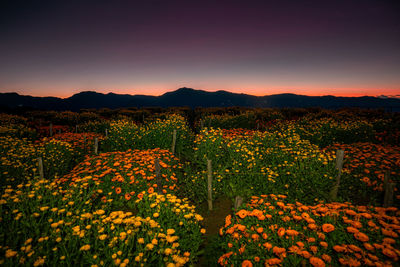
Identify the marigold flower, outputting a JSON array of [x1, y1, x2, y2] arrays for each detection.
[[265, 258, 282, 266], [354, 231, 369, 242], [322, 224, 334, 233], [241, 260, 253, 267], [236, 209, 248, 219], [115, 187, 122, 194], [309, 257, 325, 267]]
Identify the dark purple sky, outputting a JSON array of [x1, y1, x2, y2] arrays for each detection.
[[1, 0, 399, 97]]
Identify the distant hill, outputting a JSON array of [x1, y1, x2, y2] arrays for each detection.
[[1, 88, 399, 111]]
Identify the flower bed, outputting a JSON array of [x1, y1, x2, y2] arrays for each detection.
[[218, 194, 400, 266]]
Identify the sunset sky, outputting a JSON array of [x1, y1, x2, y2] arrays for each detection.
[[1, 0, 399, 98]]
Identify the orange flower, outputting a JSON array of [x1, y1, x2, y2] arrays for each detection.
[[319, 241, 328, 248], [272, 246, 286, 256], [251, 234, 260, 241], [137, 193, 143, 199], [333, 245, 346, 253], [307, 237, 316, 243], [148, 187, 154, 194], [265, 258, 282, 266], [354, 232, 369, 242], [225, 215, 232, 227], [363, 243, 374, 251], [236, 209, 248, 219], [382, 248, 397, 258], [256, 227, 264, 233], [124, 193, 131, 200], [322, 224, 335, 233], [308, 224, 317, 230], [115, 187, 122, 194], [382, 237, 396, 244], [310, 246, 318, 254], [299, 250, 311, 259], [241, 260, 253, 267], [286, 229, 299, 236], [309, 257, 325, 267], [277, 228, 285, 237], [347, 226, 359, 234], [263, 242, 272, 250], [321, 254, 331, 263]]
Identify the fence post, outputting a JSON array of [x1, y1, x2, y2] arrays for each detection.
[[49, 123, 53, 137], [37, 157, 44, 179], [155, 158, 163, 194], [105, 129, 108, 137], [200, 120, 204, 130], [234, 196, 243, 210], [384, 171, 394, 207], [75, 125, 78, 133], [207, 159, 213, 211], [330, 149, 344, 201], [94, 137, 98, 155], [171, 129, 177, 155]]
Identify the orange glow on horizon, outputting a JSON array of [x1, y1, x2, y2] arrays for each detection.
[[6, 85, 399, 99]]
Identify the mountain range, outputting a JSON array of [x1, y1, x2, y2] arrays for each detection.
[[1, 88, 399, 111]]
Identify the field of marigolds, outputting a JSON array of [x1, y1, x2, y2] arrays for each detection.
[[1, 107, 400, 266]]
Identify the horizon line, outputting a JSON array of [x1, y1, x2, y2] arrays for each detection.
[[1, 88, 399, 99]]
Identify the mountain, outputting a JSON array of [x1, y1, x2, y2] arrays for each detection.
[[1, 88, 400, 111]]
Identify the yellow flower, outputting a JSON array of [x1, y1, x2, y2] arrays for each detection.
[[146, 243, 154, 250], [56, 237, 62, 242], [167, 229, 175, 235], [164, 248, 172, 255], [153, 212, 159, 217], [80, 244, 90, 251], [201, 228, 206, 234], [5, 249, 17, 258], [33, 257, 45, 266], [138, 238, 145, 244], [99, 234, 107, 240]]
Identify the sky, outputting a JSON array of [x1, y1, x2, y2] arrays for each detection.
[[0, 0, 399, 98]]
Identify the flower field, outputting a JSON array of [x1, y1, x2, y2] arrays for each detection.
[[0, 109, 399, 266]]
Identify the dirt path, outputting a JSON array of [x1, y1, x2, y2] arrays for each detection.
[[196, 197, 233, 266]]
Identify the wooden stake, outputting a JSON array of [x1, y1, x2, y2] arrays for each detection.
[[155, 158, 162, 194], [384, 183, 395, 208], [105, 129, 108, 137], [330, 149, 344, 201], [207, 159, 213, 211], [49, 123, 53, 137], [94, 137, 98, 154], [234, 196, 243, 210], [75, 125, 78, 133], [171, 129, 177, 155], [37, 157, 44, 179], [200, 120, 204, 130]]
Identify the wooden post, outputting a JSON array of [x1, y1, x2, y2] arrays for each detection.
[[330, 149, 344, 201], [383, 171, 394, 207], [37, 157, 44, 179], [155, 158, 162, 194], [207, 159, 213, 211], [171, 129, 177, 155], [94, 137, 98, 154], [234, 196, 243, 210], [384, 183, 395, 208], [200, 120, 204, 130], [105, 129, 108, 137], [49, 123, 53, 137], [383, 170, 390, 192], [75, 125, 78, 133]]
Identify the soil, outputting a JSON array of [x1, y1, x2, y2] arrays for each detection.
[[196, 197, 233, 266]]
